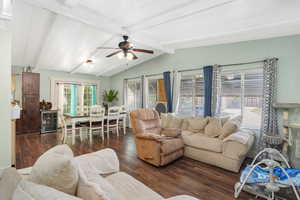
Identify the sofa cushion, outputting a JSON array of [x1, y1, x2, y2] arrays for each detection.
[[161, 138, 184, 155], [28, 145, 79, 195], [13, 180, 80, 200], [161, 114, 183, 129], [187, 117, 208, 133], [181, 117, 193, 130], [0, 168, 22, 200], [204, 118, 223, 138], [219, 116, 242, 139], [182, 133, 222, 153], [77, 164, 122, 200], [75, 148, 120, 175], [106, 172, 163, 200]]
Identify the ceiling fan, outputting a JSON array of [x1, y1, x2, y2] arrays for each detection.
[[97, 35, 154, 60]]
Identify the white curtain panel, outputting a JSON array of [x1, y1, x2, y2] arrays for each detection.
[[172, 71, 181, 113], [58, 84, 64, 113], [78, 85, 84, 112], [142, 75, 147, 108], [123, 79, 128, 106]]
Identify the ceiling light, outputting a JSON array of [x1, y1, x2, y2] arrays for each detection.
[[117, 52, 125, 59]]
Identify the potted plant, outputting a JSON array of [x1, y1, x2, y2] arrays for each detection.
[[103, 89, 118, 111]]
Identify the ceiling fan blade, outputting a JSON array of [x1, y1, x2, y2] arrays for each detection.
[[97, 47, 120, 50], [106, 50, 122, 58], [132, 48, 154, 54]]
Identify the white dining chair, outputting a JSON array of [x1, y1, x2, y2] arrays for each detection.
[[59, 113, 82, 144], [118, 105, 127, 135], [77, 105, 90, 115], [105, 106, 120, 138], [88, 105, 105, 142]]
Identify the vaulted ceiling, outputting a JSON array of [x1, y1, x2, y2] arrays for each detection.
[[12, 0, 300, 76]]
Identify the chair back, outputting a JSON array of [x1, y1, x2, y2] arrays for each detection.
[[90, 105, 105, 122], [59, 112, 67, 130], [107, 106, 120, 121], [130, 109, 161, 135], [119, 105, 127, 114], [77, 106, 90, 115]]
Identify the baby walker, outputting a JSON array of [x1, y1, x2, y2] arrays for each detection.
[[234, 148, 300, 200]]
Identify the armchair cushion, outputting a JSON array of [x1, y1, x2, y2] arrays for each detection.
[[161, 138, 184, 155], [161, 128, 181, 137]]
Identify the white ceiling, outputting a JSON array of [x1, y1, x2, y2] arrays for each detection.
[[12, 0, 300, 76]]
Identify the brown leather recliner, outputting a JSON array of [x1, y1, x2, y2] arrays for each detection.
[[130, 109, 184, 166]]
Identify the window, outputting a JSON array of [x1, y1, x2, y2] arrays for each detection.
[[178, 73, 204, 116], [126, 79, 142, 111], [63, 85, 71, 114], [216, 68, 263, 129], [147, 78, 158, 109], [84, 85, 97, 106]]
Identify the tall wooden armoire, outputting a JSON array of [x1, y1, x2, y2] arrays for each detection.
[[16, 72, 40, 135]]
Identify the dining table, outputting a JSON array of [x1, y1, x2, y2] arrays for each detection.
[[64, 112, 127, 144]]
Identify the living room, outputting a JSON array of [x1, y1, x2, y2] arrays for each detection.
[[1, 0, 300, 200]]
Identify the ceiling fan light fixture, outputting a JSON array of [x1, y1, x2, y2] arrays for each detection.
[[126, 52, 134, 60], [86, 59, 93, 64], [117, 51, 125, 59]]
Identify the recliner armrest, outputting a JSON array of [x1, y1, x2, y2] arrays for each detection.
[[136, 133, 164, 142], [161, 128, 181, 137], [222, 130, 255, 160]]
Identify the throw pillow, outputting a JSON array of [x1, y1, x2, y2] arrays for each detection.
[[204, 117, 223, 138], [187, 117, 209, 133], [181, 117, 193, 130], [167, 115, 183, 129], [219, 116, 242, 140], [0, 168, 22, 200], [28, 145, 79, 195], [13, 180, 80, 200]]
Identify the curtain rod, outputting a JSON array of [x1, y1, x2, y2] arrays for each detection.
[[124, 57, 278, 79], [178, 57, 278, 73], [124, 76, 142, 81], [218, 57, 278, 67]]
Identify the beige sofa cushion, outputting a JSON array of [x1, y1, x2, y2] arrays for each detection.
[[13, 180, 80, 200], [219, 116, 242, 140], [0, 168, 22, 200], [28, 145, 79, 195], [77, 165, 122, 200], [106, 172, 163, 200], [161, 114, 183, 129], [187, 117, 208, 133], [182, 133, 222, 153], [204, 118, 223, 137]]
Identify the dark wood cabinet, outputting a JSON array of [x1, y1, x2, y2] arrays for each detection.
[[16, 72, 40, 135]]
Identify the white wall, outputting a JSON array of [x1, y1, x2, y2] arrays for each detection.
[[0, 28, 12, 169]]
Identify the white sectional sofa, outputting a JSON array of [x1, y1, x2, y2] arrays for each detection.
[[0, 145, 199, 200], [161, 114, 255, 172]]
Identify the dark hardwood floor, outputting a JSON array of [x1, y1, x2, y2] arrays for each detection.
[[16, 130, 255, 200]]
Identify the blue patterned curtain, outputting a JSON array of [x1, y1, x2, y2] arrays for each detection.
[[70, 84, 77, 115], [259, 58, 278, 150], [203, 66, 213, 117], [91, 85, 97, 105], [163, 71, 173, 113]]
